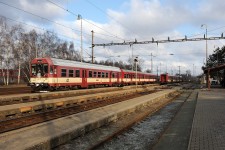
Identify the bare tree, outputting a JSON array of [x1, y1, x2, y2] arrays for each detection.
[[11, 25, 24, 84]]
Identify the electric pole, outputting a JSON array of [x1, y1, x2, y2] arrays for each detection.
[[178, 66, 181, 82], [91, 30, 94, 64]]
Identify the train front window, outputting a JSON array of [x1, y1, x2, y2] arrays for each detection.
[[31, 65, 36, 76], [32, 64, 48, 77]]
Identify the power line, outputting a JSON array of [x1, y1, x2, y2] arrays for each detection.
[[2, 16, 82, 44], [46, 0, 126, 41], [84, 0, 140, 39], [94, 34, 225, 47], [0, 1, 90, 36], [0, 1, 113, 44]]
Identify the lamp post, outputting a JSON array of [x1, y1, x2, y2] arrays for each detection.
[[150, 53, 156, 73], [134, 57, 138, 90], [178, 66, 181, 82], [77, 14, 83, 62], [201, 24, 208, 66]]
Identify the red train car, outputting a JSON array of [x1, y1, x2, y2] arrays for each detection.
[[160, 73, 179, 84], [29, 57, 122, 91], [121, 69, 157, 85]]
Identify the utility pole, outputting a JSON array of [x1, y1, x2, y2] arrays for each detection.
[[150, 53, 156, 73], [178, 66, 181, 82], [157, 66, 159, 81], [193, 64, 194, 76], [131, 44, 134, 71], [77, 14, 83, 62], [134, 57, 138, 90], [91, 30, 94, 64]]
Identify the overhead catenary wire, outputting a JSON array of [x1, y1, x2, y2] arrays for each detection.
[[46, 0, 126, 41], [0, 1, 114, 43], [84, 0, 140, 40]]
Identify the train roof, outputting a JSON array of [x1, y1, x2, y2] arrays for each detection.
[[50, 58, 121, 72]]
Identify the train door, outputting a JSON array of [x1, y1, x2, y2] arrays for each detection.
[[117, 72, 120, 84], [109, 71, 112, 85], [53, 66, 58, 85], [82, 69, 87, 88]]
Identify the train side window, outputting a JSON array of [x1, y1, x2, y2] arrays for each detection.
[[50, 66, 53, 74], [89, 71, 93, 78], [69, 70, 74, 77], [102, 72, 105, 78], [112, 73, 115, 78], [93, 71, 97, 78], [61, 69, 67, 77], [106, 72, 108, 78], [75, 70, 80, 77], [98, 72, 101, 78]]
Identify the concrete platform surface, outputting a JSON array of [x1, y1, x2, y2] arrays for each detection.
[[188, 89, 225, 150], [153, 90, 198, 150], [152, 88, 225, 150], [0, 89, 176, 150]]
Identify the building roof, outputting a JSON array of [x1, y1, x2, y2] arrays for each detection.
[[204, 63, 225, 73]]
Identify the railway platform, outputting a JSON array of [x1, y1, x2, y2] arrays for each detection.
[[0, 89, 177, 150], [153, 88, 225, 150]]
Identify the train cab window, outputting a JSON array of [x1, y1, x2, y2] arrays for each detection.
[[32, 63, 49, 77], [93, 71, 97, 78], [98, 72, 101, 78], [61, 69, 67, 77], [102, 72, 105, 78], [31, 64, 36, 76], [89, 71, 93, 78], [69, 70, 74, 77], [106, 72, 108, 78], [43, 64, 48, 74], [75, 70, 80, 77]]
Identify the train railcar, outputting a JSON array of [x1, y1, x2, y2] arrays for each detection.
[[121, 69, 158, 85], [29, 57, 121, 91], [160, 73, 179, 84]]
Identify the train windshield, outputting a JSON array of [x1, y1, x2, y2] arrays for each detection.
[[31, 64, 48, 77]]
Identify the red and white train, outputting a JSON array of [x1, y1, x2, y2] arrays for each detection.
[[29, 57, 160, 91], [29, 57, 178, 91]]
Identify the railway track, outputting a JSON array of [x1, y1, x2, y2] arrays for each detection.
[[0, 84, 161, 106], [83, 89, 198, 150], [0, 90, 159, 134], [0, 86, 31, 96]]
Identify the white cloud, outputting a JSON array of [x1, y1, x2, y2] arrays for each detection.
[[1, 0, 225, 75]]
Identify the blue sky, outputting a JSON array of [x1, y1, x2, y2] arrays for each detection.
[[1, 0, 225, 75]]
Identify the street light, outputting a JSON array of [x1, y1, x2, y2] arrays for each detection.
[[201, 24, 208, 66], [134, 57, 138, 90], [77, 14, 83, 62], [149, 53, 156, 73]]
